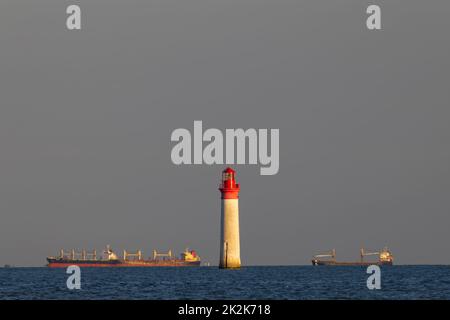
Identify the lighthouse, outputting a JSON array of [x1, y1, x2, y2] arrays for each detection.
[[219, 167, 241, 269]]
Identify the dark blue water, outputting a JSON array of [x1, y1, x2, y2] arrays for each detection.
[[1, 266, 449, 299]]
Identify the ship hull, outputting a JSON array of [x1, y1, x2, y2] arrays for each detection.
[[47, 258, 201, 268], [312, 260, 393, 266]]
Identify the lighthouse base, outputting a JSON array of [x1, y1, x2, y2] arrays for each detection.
[[219, 257, 241, 269]]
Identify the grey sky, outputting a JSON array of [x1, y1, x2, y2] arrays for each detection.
[[0, 1, 449, 266]]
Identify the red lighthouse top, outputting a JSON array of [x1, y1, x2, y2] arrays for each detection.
[[219, 167, 240, 199]]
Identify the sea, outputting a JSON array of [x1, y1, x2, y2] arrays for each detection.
[[0, 266, 449, 300]]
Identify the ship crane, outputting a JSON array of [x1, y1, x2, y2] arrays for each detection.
[[84, 250, 97, 260], [153, 249, 172, 260], [59, 249, 97, 260], [313, 249, 336, 261], [360, 248, 380, 263], [123, 250, 143, 261]]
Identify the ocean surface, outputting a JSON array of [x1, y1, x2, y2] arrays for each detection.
[[0, 266, 449, 300]]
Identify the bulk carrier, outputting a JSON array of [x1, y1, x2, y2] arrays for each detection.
[[47, 246, 201, 267], [312, 247, 394, 266]]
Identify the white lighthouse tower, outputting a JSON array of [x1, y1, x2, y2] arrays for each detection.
[[219, 167, 241, 269]]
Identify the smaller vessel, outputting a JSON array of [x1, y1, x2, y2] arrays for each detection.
[[312, 247, 394, 266]]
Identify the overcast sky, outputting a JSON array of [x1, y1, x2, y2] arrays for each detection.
[[0, 0, 449, 266]]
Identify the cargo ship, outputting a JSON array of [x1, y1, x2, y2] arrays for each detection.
[[47, 246, 201, 267], [312, 247, 394, 266]]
